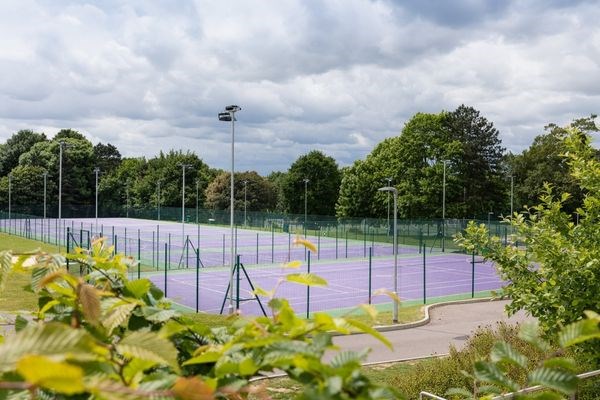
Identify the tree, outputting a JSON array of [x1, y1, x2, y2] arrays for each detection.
[[282, 150, 341, 217], [0, 165, 49, 214], [93, 142, 121, 175], [204, 171, 276, 213], [506, 115, 598, 215], [267, 171, 288, 213], [444, 105, 506, 218], [336, 109, 502, 219], [0, 130, 47, 176], [456, 126, 600, 360], [16, 131, 96, 210]]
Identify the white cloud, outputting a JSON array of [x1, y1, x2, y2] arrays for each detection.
[[0, 0, 598, 174]]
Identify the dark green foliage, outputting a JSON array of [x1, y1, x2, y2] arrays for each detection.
[[204, 170, 277, 212], [282, 150, 341, 216], [0, 129, 47, 176]]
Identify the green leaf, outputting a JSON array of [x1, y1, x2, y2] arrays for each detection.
[[102, 300, 138, 334], [0, 322, 100, 371], [518, 322, 551, 352], [543, 357, 577, 372], [158, 320, 188, 339], [0, 251, 11, 293], [473, 361, 519, 392], [16, 354, 85, 395], [239, 357, 259, 375], [124, 279, 152, 299], [137, 306, 178, 323], [14, 315, 29, 332], [528, 367, 578, 395], [285, 273, 327, 287], [345, 318, 392, 349], [329, 351, 362, 369], [183, 351, 222, 366], [490, 342, 528, 369], [558, 319, 600, 347], [116, 330, 180, 372]]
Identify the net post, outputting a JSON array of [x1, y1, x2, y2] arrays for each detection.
[[236, 255, 241, 311]]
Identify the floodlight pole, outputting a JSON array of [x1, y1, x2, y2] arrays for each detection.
[[510, 175, 514, 218], [126, 181, 130, 218], [157, 180, 161, 221], [8, 173, 12, 230], [94, 167, 100, 232], [303, 178, 309, 236], [243, 180, 248, 227], [219, 105, 241, 314], [58, 140, 68, 248], [179, 163, 191, 244], [196, 179, 199, 224], [385, 177, 392, 234], [442, 161, 446, 252], [42, 171, 47, 220], [378, 186, 398, 323]]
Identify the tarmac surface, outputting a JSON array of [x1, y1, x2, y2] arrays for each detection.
[[332, 299, 533, 363]]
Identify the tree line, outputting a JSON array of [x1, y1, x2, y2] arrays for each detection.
[[0, 106, 597, 220]]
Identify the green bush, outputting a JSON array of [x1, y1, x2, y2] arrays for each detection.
[[388, 322, 550, 399]]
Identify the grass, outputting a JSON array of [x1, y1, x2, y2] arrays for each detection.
[[0, 232, 59, 253]]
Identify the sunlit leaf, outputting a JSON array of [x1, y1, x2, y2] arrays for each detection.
[[372, 288, 401, 304], [286, 273, 327, 287], [292, 237, 317, 253], [116, 330, 179, 372], [529, 367, 578, 394], [358, 304, 379, 321], [17, 355, 84, 394], [283, 260, 302, 269]]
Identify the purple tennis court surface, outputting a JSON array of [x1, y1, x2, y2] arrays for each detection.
[[145, 252, 504, 316], [2, 217, 504, 315]]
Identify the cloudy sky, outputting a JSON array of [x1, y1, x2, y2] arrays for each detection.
[[1, 0, 599, 174]]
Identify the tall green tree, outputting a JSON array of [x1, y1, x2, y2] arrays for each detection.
[[336, 107, 506, 219], [0, 165, 49, 214], [93, 142, 121, 175], [0, 130, 47, 176], [506, 115, 598, 215], [282, 150, 341, 217]]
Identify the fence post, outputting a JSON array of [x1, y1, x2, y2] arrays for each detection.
[[368, 247, 372, 304], [66, 227, 70, 272], [222, 234, 226, 265], [195, 248, 200, 313], [157, 225, 160, 271], [471, 251, 476, 298], [256, 233, 259, 264], [114, 234, 118, 255], [168, 233, 171, 270], [164, 243, 168, 297], [335, 225, 338, 259], [423, 241, 426, 304], [271, 226, 274, 263], [317, 228, 321, 260], [363, 227, 367, 257], [137, 229, 141, 280], [345, 230, 348, 258], [306, 251, 311, 319], [152, 231, 155, 269]]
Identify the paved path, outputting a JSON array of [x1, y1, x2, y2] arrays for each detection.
[[332, 300, 532, 363]]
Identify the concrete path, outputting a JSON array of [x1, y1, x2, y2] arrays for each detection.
[[333, 300, 532, 363]]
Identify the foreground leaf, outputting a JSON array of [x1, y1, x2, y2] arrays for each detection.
[[17, 354, 85, 394]]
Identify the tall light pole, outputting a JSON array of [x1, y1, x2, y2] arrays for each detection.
[[156, 180, 162, 221], [243, 180, 248, 227], [94, 167, 100, 231], [510, 175, 514, 218], [219, 104, 241, 314], [8, 173, 12, 232], [442, 161, 446, 252], [378, 186, 398, 323], [126, 181, 130, 218], [303, 178, 309, 236], [179, 163, 191, 243], [42, 171, 47, 220], [58, 140, 69, 247], [196, 179, 200, 225], [385, 177, 392, 234]]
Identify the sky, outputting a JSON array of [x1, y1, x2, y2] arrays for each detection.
[[0, 0, 599, 175]]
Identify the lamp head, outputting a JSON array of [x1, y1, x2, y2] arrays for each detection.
[[218, 112, 232, 121], [225, 105, 241, 112], [378, 186, 397, 193]]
